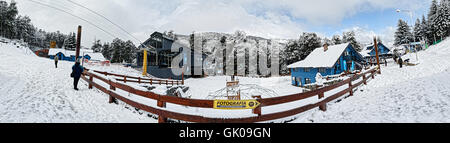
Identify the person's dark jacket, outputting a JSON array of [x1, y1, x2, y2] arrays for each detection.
[[72, 63, 84, 78]]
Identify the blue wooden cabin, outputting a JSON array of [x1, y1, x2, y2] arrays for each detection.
[[287, 43, 364, 87], [49, 49, 94, 62], [366, 42, 391, 57]]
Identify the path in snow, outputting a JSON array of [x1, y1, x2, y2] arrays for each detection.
[[0, 43, 156, 123]]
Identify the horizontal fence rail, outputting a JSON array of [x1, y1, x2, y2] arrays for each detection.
[[87, 69, 184, 85], [81, 67, 380, 123]]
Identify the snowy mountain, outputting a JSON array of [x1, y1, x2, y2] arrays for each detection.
[[174, 31, 287, 76]]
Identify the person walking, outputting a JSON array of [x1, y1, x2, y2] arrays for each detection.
[[71, 60, 84, 91], [54, 56, 59, 68], [398, 57, 403, 68]]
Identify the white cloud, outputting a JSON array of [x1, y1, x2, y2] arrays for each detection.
[[340, 26, 396, 46]]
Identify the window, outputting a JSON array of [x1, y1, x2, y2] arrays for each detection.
[[305, 78, 312, 84], [304, 68, 311, 72], [319, 68, 326, 73]]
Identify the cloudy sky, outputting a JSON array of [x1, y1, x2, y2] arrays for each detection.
[[14, 0, 431, 47]]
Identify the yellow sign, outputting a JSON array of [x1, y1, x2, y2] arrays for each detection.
[[214, 100, 261, 110], [50, 41, 56, 49]]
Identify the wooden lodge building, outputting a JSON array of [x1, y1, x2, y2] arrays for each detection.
[[287, 43, 365, 87], [136, 32, 207, 80]]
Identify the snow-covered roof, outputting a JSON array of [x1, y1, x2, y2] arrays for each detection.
[[48, 49, 66, 55], [360, 49, 371, 58], [287, 43, 350, 69], [87, 53, 106, 61], [48, 48, 106, 61]]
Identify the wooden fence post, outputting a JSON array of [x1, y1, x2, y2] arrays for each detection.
[[371, 70, 375, 79], [138, 77, 141, 84], [252, 96, 262, 116], [318, 92, 327, 111], [150, 79, 153, 85], [109, 80, 117, 104], [157, 98, 167, 123], [363, 74, 367, 85], [349, 80, 353, 96], [124, 76, 127, 83], [89, 75, 93, 89]]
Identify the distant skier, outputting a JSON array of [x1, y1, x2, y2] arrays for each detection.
[[54, 56, 59, 68], [71, 59, 84, 91]]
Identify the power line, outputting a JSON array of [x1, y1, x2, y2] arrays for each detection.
[[64, 0, 143, 45], [24, 0, 155, 50], [25, 0, 118, 39], [48, 0, 129, 39]]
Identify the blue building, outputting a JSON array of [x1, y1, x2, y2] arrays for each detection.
[[362, 42, 391, 58], [287, 43, 364, 87], [48, 49, 106, 62]]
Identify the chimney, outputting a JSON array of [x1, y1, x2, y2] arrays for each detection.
[[323, 44, 329, 52]]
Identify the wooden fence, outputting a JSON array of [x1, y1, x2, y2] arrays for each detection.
[[81, 67, 380, 123], [89, 70, 184, 85]]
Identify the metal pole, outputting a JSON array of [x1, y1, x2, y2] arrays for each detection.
[[409, 11, 419, 62]]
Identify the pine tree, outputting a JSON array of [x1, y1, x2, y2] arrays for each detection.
[[122, 40, 136, 63], [323, 37, 333, 46], [427, 0, 439, 43], [342, 31, 361, 52], [63, 32, 77, 51], [421, 15, 429, 42], [111, 38, 125, 63], [434, 0, 450, 39], [440, 0, 450, 37], [414, 18, 422, 42], [91, 39, 102, 53], [101, 43, 112, 60], [395, 19, 413, 46], [331, 35, 342, 45]]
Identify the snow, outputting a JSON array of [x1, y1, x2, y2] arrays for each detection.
[[287, 43, 350, 68], [0, 42, 156, 123]]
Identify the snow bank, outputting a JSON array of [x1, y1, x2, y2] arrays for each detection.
[[0, 42, 157, 123]]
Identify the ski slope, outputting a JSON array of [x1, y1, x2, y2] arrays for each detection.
[[0, 42, 157, 123], [293, 38, 450, 123]]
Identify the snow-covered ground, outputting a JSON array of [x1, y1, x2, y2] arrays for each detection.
[[0, 42, 157, 123], [1, 37, 450, 123], [293, 38, 450, 123]]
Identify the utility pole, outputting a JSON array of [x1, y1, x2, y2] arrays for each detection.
[[75, 25, 82, 62]]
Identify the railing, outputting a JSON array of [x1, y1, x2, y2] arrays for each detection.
[[81, 67, 380, 123], [89, 70, 184, 85]]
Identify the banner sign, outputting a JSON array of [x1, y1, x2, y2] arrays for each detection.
[[214, 100, 261, 110]]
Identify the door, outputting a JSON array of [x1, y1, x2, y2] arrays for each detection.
[[296, 77, 302, 87]]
